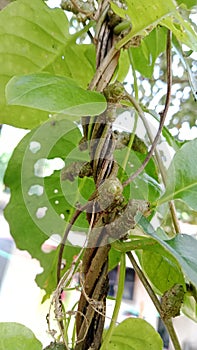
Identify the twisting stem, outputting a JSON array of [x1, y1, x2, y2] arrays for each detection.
[[122, 92, 167, 186], [100, 253, 126, 350], [161, 30, 172, 119], [89, 45, 118, 90], [57, 203, 89, 283], [127, 252, 182, 350], [158, 31, 181, 234], [128, 48, 139, 100], [122, 31, 172, 188], [141, 31, 180, 233]]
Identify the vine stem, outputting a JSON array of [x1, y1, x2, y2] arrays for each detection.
[[89, 44, 118, 90], [122, 31, 172, 187], [100, 253, 126, 350], [162, 30, 172, 120], [132, 104, 180, 233], [119, 49, 139, 180], [122, 92, 167, 187], [127, 251, 182, 350], [122, 31, 180, 233], [57, 202, 90, 283]]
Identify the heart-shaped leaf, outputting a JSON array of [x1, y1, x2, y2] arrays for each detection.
[[0, 0, 96, 128], [112, 0, 197, 51], [141, 244, 185, 294], [4, 117, 83, 296], [182, 294, 197, 322], [130, 26, 167, 78], [158, 139, 197, 210], [108, 318, 163, 350], [137, 214, 197, 287], [111, 0, 176, 41], [162, 15, 197, 51], [6, 73, 106, 116], [0, 323, 42, 350], [111, 235, 185, 294]]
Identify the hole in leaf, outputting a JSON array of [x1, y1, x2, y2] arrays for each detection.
[[28, 185, 44, 196], [61, 259, 66, 269], [55, 200, 59, 205], [34, 158, 65, 177], [36, 207, 48, 219], [54, 189, 58, 193], [41, 233, 61, 253], [29, 141, 41, 154], [68, 231, 86, 247], [60, 213, 65, 219]]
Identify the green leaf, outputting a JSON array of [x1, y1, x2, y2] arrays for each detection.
[[144, 108, 183, 151], [182, 294, 197, 322], [115, 149, 161, 203], [112, 0, 197, 51], [158, 139, 197, 210], [111, 235, 185, 294], [6, 73, 106, 116], [108, 247, 121, 271], [112, 0, 177, 49], [108, 318, 163, 350], [161, 15, 197, 51], [0, 0, 96, 128], [112, 50, 130, 82], [4, 117, 82, 295], [0, 322, 42, 350], [130, 27, 167, 78], [137, 215, 197, 287], [111, 0, 176, 36], [45, 141, 94, 232], [176, 0, 197, 8], [167, 234, 197, 285], [141, 244, 185, 294], [172, 35, 197, 98]]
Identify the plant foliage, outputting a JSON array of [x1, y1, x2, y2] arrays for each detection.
[[1, 0, 197, 349]]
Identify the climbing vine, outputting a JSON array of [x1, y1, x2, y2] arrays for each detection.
[[0, 0, 197, 349]]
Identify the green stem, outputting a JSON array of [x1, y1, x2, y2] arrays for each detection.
[[165, 319, 182, 350], [127, 252, 182, 350], [128, 49, 138, 100], [123, 95, 181, 233], [70, 20, 94, 42], [113, 20, 131, 35], [111, 237, 156, 253], [119, 113, 138, 181], [100, 253, 126, 350]]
